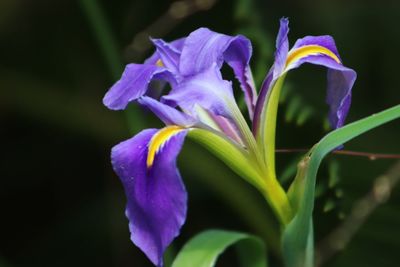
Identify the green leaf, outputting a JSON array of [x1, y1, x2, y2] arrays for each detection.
[[172, 229, 267, 267], [282, 105, 400, 267]]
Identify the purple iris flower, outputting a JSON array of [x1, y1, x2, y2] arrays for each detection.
[[103, 18, 356, 267]]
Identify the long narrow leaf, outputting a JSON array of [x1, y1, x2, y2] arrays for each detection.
[[282, 105, 400, 267], [172, 229, 267, 267]]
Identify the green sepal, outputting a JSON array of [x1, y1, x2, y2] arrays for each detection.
[[171, 229, 268, 267], [256, 74, 287, 178]]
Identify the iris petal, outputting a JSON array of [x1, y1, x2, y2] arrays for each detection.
[[253, 18, 289, 134], [151, 38, 181, 74], [111, 129, 188, 267], [285, 36, 356, 128], [273, 17, 290, 78], [254, 18, 356, 133], [145, 37, 186, 65], [138, 96, 196, 127], [179, 28, 257, 118], [162, 64, 236, 119], [103, 64, 175, 110]]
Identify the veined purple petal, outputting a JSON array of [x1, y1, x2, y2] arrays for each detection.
[[138, 96, 196, 127], [273, 17, 289, 78], [111, 129, 188, 267], [103, 64, 176, 110], [252, 69, 273, 134], [253, 18, 289, 133], [162, 64, 236, 119], [145, 37, 186, 65], [254, 19, 356, 131], [285, 36, 356, 128], [209, 113, 244, 146], [143, 38, 186, 100], [291, 35, 340, 59], [180, 28, 257, 118], [151, 38, 181, 74]]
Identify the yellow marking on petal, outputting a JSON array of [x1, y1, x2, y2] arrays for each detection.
[[147, 126, 184, 168], [156, 59, 164, 67], [285, 45, 341, 69]]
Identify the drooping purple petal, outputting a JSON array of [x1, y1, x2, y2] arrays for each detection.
[[180, 28, 257, 118], [138, 96, 196, 127], [254, 19, 356, 131], [285, 36, 356, 128], [111, 129, 188, 267], [103, 64, 176, 110], [291, 35, 340, 59], [162, 64, 236, 119]]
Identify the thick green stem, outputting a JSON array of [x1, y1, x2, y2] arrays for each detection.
[[255, 74, 294, 225], [262, 176, 294, 225], [227, 77, 296, 224]]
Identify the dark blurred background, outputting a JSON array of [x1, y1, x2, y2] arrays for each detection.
[[1, 0, 399, 266]]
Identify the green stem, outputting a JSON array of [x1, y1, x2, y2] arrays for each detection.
[[256, 74, 294, 225], [229, 97, 293, 225], [262, 176, 294, 225]]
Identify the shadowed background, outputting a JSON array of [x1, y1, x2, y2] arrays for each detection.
[[0, 0, 399, 266]]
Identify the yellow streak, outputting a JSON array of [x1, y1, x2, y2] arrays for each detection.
[[285, 45, 341, 68], [147, 126, 184, 168], [156, 59, 164, 67]]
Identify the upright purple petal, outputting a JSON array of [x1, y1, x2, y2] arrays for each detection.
[[162, 64, 236, 119], [111, 129, 188, 267], [103, 64, 175, 110], [253, 18, 289, 133], [151, 38, 181, 74], [143, 38, 186, 100], [145, 37, 186, 65], [252, 69, 273, 134], [180, 28, 257, 117], [138, 96, 196, 127], [273, 17, 290, 78]]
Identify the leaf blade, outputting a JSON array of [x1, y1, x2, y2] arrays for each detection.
[[282, 105, 400, 267], [172, 229, 267, 267]]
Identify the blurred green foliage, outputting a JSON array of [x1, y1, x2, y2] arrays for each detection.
[[0, 0, 399, 267]]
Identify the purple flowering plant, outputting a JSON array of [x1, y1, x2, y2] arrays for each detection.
[[103, 18, 400, 267]]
